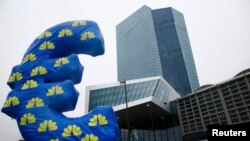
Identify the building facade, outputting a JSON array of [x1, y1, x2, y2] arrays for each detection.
[[116, 5, 199, 96], [86, 76, 182, 141], [175, 69, 250, 141]]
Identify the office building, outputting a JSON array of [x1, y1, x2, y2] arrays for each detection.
[[175, 69, 250, 141], [116, 5, 199, 96], [86, 76, 182, 141]]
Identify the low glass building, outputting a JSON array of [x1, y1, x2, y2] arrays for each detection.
[[86, 76, 182, 141]]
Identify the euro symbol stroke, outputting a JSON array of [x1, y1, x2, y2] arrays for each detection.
[[1, 20, 120, 141]]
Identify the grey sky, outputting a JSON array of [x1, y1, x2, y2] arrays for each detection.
[[0, 0, 250, 140]]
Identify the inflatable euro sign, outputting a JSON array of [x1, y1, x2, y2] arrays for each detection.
[[1, 20, 120, 141]]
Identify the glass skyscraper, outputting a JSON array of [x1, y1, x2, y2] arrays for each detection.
[[117, 5, 200, 96]]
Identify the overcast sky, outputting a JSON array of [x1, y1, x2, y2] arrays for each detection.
[[0, 0, 250, 140]]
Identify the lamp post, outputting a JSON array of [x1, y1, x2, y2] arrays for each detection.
[[120, 79, 130, 141]]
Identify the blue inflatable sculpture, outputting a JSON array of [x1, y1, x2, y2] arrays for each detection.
[[1, 20, 120, 141]]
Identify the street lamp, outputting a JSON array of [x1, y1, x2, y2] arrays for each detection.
[[120, 79, 130, 141]]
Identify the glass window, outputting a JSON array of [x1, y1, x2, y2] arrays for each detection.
[[231, 118, 239, 123], [213, 95, 219, 100], [198, 95, 204, 100], [202, 112, 208, 116], [223, 92, 230, 96], [241, 116, 249, 121], [240, 86, 248, 91], [184, 129, 189, 133], [205, 94, 211, 99], [199, 100, 205, 104], [238, 107, 246, 112], [215, 100, 221, 105], [245, 100, 250, 104], [229, 110, 236, 114], [221, 84, 228, 89], [212, 119, 218, 123], [232, 89, 239, 94], [236, 102, 244, 107], [185, 100, 190, 105], [229, 81, 237, 87], [194, 110, 199, 114], [200, 104, 206, 109], [186, 104, 191, 108], [210, 110, 216, 114], [201, 108, 207, 112], [136, 86, 144, 101], [226, 101, 233, 105], [221, 88, 228, 93], [211, 115, 217, 119], [217, 108, 223, 112], [234, 98, 242, 103], [180, 102, 184, 106], [204, 121, 210, 125], [244, 95, 250, 100], [189, 116, 194, 120], [207, 102, 213, 107], [190, 128, 196, 132], [216, 103, 222, 108], [239, 82, 246, 87], [227, 105, 234, 109], [117, 91, 125, 105], [206, 98, 212, 102], [230, 114, 238, 119], [230, 85, 237, 90], [225, 97, 232, 101], [220, 117, 226, 121], [198, 126, 203, 130], [238, 78, 245, 84], [182, 117, 187, 121], [209, 106, 215, 110], [239, 112, 248, 117]]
